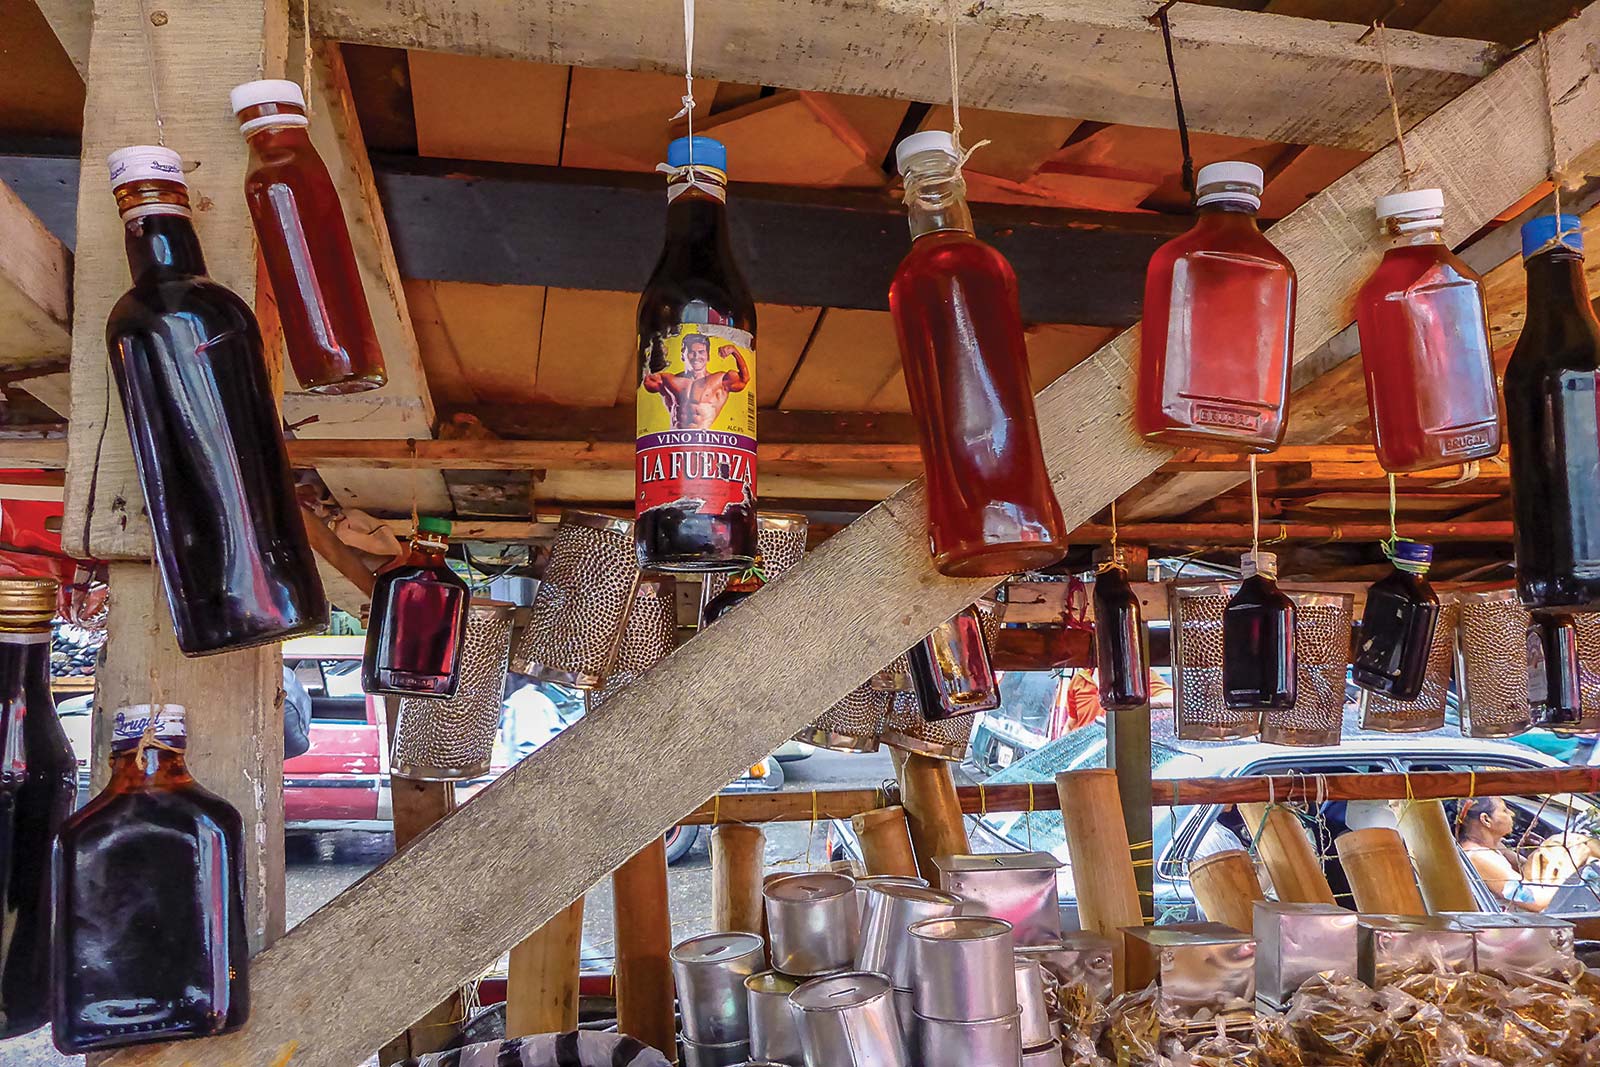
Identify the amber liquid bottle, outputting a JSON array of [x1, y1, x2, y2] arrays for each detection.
[[1137, 162, 1296, 452], [233, 80, 386, 393], [104, 145, 328, 655], [52, 705, 249, 1053], [889, 131, 1067, 578], [362, 517, 471, 697], [1093, 550, 1150, 709], [1505, 215, 1600, 611], [1222, 551, 1297, 709], [0, 578, 75, 1039], [635, 136, 758, 573], [1352, 540, 1440, 702]]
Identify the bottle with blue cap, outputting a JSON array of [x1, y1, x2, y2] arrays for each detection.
[[1352, 538, 1441, 702], [635, 135, 759, 572], [1504, 213, 1600, 610]]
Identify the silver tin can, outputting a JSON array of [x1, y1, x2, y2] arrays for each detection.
[[790, 971, 909, 1067], [1441, 911, 1576, 978], [1356, 915, 1477, 987], [671, 931, 766, 1043], [683, 1037, 752, 1067], [854, 875, 930, 923], [765, 872, 859, 977], [745, 971, 803, 1067], [908, 915, 1018, 1022], [1013, 958, 1057, 1051], [893, 987, 915, 1043], [1253, 901, 1359, 1010], [912, 1011, 1023, 1067], [1123, 922, 1257, 1024], [1016, 932, 1116, 1006], [859, 883, 964, 987], [934, 852, 1062, 947], [1020, 1039, 1063, 1067]]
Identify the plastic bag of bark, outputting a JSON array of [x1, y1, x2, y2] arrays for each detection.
[[392, 1032, 671, 1067], [1282, 972, 1391, 1065]]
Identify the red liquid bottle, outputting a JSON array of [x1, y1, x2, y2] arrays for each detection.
[[232, 80, 386, 394], [1137, 162, 1296, 452], [1093, 548, 1150, 710], [52, 705, 249, 1053], [105, 146, 328, 656], [362, 517, 471, 697], [889, 131, 1067, 578], [1354, 189, 1500, 473], [1222, 551, 1297, 709], [0, 578, 76, 1039]]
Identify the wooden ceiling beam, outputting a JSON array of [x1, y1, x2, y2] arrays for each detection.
[[309, 0, 1501, 151], [0, 180, 71, 376]]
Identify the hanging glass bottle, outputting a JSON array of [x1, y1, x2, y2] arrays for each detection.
[[906, 606, 1001, 722], [1222, 550, 1296, 709], [889, 131, 1067, 577], [232, 80, 387, 393], [1352, 540, 1441, 702], [1093, 547, 1149, 709], [1527, 611, 1583, 730], [105, 145, 328, 656], [362, 517, 471, 697]]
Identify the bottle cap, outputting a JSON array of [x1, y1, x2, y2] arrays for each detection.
[[110, 704, 187, 752], [666, 135, 727, 174], [1240, 550, 1278, 580], [1374, 188, 1444, 222], [107, 145, 186, 188], [1391, 539, 1434, 565], [1522, 214, 1584, 258], [0, 576, 57, 629], [1195, 161, 1263, 210], [895, 130, 959, 174], [417, 516, 452, 537], [229, 78, 306, 114]]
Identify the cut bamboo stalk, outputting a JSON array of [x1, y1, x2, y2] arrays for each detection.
[[506, 898, 585, 1037], [1240, 803, 1337, 906], [1396, 800, 1478, 914], [613, 839, 677, 1059], [1188, 848, 1264, 933], [712, 824, 767, 936], [852, 805, 920, 876], [1056, 769, 1142, 991], [1335, 827, 1426, 915], [897, 753, 971, 879]]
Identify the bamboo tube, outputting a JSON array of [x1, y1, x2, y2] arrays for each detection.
[[852, 805, 920, 876], [613, 839, 677, 1059], [1396, 800, 1478, 914], [897, 753, 971, 879], [1056, 769, 1142, 991], [506, 897, 585, 1037], [712, 824, 766, 936], [1239, 803, 1337, 906], [1335, 827, 1426, 915], [1188, 848, 1264, 933]]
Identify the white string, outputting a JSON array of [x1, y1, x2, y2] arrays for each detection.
[[1249, 454, 1260, 556], [943, 0, 990, 166], [672, 0, 697, 167], [1540, 31, 1565, 222], [135, 0, 166, 145]]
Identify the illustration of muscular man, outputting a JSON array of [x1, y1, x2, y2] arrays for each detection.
[[643, 334, 750, 429]]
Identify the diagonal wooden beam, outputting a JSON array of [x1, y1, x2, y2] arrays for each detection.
[[308, 0, 1502, 151], [31, 0, 90, 78], [103, 11, 1600, 1067], [0, 180, 71, 374]]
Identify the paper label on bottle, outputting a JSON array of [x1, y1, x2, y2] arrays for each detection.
[[635, 324, 756, 517], [111, 704, 187, 751]]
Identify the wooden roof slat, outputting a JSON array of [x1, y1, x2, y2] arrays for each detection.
[[535, 288, 638, 408], [562, 66, 717, 172], [778, 308, 902, 411], [0, 180, 71, 375], [409, 51, 568, 166]]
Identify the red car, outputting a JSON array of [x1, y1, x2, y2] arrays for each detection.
[[284, 637, 395, 832]]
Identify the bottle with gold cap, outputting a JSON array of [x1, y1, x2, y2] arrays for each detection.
[[0, 577, 75, 1038]]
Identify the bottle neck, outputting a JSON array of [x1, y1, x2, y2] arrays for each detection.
[[903, 157, 974, 240], [1524, 250, 1596, 328], [1196, 201, 1261, 227], [105, 743, 194, 792], [123, 210, 207, 281], [1383, 225, 1445, 250], [0, 628, 52, 707]]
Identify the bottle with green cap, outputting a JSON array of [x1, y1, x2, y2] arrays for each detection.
[[361, 516, 470, 696]]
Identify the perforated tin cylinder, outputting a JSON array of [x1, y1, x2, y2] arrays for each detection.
[[588, 576, 677, 710], [702, 512, 809, 606], [879, 692, 974, 762], [392, 599, 515, 781], [1261, 590, 1353, 747], [795, 681, 890, 753], [1169, 581, 1261, 742], [1360, 596, 1458, 733], [871, 650, 914, 692], [510, 510, 638, 689], [1455, 588, 1533, 738]]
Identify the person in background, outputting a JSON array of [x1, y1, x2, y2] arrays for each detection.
[[1456, 796, 1569, 912]]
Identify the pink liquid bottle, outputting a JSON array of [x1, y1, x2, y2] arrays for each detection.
[[1137, 162, 1297, 453], [1354, 189, 1500, 472]]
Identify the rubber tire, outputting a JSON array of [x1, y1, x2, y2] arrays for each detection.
[[664, 823, 701, 865]]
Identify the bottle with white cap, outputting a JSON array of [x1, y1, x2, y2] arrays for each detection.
[[231, 79, 386, 394], [1136, 160, 1297, 453], [1221, 549, 1297, 710], [104, 143, 328, 655], [888, 130, 1067, 577], [1353, 188, 1498, 474]]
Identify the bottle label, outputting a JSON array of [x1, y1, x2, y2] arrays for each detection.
[[636, 323, 756, 518], [111, 704, 186, 751]]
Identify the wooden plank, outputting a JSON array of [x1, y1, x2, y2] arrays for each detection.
[[409, 51, 568, 165], [13, 369, 72, 419], [0, 179, 71, 373], [919, 107, 1080, 185], [536, 288, 638, 407], [562, 66, 714, 172], [779, 308, 901, 411], [689, 91, 890, 188], [100, 16, 1600, 1067], [309, 0, 1502, 151], [457, 404, 921, 445], [417, 280, 547, 405], [32, 0, 90, 77]]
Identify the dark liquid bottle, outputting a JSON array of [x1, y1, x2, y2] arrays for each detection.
[[1093, 552, 1149, 709], [1352, 540, 1441, 702], [1527, 611, 1584, 730], [52, 705, 249, 1053], [233, 81, 386, 394], [1222, 551, 1297, 709], [1505, 215, 1600, 611], [362, 517, 470, 697], [635, 136, 758, 573], [890, 132, 1067, 577], [906, 606, 1001, 722], [104, 145, 328, 655], [701, 560, 765, 626], [0, 578, 76, 1039]]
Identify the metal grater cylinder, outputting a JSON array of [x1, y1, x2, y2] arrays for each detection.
[[1360, 597, 1459, 733], [587, 577, 678, 710], [1454, 588, 1532, 738], [796, 682, 890, 753], [1261, 591, 1353, 747], [510, 510, 639, 690], [393, 599, 516, 781], [880, 691, 973, 761], [1169, 581, 1261, 742]]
